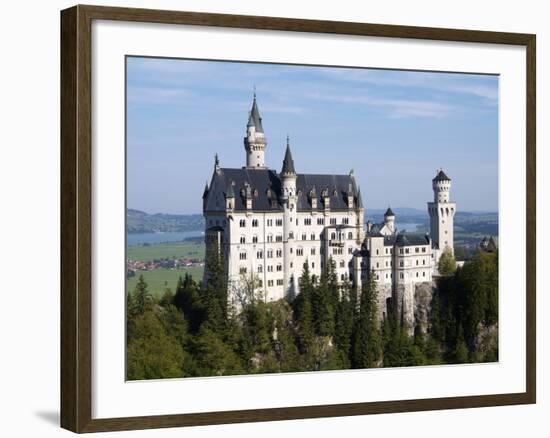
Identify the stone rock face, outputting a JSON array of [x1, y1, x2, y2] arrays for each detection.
[[414, 281, 436, 334], [376, 283, 392, 321]]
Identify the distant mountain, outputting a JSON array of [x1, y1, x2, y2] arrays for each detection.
[[127, 209, 204, 233]]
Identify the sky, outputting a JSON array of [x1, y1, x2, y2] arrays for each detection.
[[126, 57, 498, 215]]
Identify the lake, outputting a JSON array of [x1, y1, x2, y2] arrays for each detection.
[[127, 230, 204, 246]]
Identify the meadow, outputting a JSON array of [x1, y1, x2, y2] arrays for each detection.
[[127, 240, 205, 297], [127, 267, 204, 297], [127, 241, 204, 262]]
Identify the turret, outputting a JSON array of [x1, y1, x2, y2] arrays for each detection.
[[281, 136, 297, 298], [202, 181, 209, 211], [432, 169, 451, 203], [428, 169, 456, 259], [384, 207, 395, 233], [244, 93, 267, 168], [280, 136, 297, 200]]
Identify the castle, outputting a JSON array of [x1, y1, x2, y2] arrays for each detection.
[[202, 94, 455, 324]]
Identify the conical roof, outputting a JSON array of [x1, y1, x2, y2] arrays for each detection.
[[247, 94, 264, 133], [356, 188, 364, 209], [384, 207, 395, 217], [433, 169, 451, 182], [281, 140, 296, 175]]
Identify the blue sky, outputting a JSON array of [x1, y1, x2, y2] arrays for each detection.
[[127, 57, 498, 215]]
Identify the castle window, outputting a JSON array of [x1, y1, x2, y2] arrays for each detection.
[[276, 249, 282, 258], [276, 235, 283, 242], [302, 233, 307, 241], [405, 248, 410, 254], [348, 247, 353, 254], [390, 248, 393, 254], [330, 218, 337, 225], [341, 274, 346, 281], [348, 232, 353, 239], [317, 218, 325, 225], [267, 250, 273, 258], [304, 218, 311, 226], [239, 251, 247, 260], [311, 248, 316, 255], [311, 262, 315, 269], [343, 218, 349, 225], [276, 219, 283, 226], [240, 236, 246, 244], [415, 247, 419, 253], [340, 261, 345, 268], [257, 250, 263, 259], [376, 262, 379, 268], [277, 279, 283, 286], [422, 247, 426, 253], [267, 219, 273, 226], [258, 265, 263, 273], [331, 232, 336, 240], [268, 265, 273, 272], [267, 234, 273, 243], [239, 219, 246, 227], [423, 259, 426, 265], [252, 219, 258, 227], [416, 260, 419, 266], [423, 272, 426, 277], [400, 273, 404, 279], [258, 279, 262, 287], [376, 249, 379, 255], [252, 236, 258, 243], [268, 280, 274, 287], [290, 262, 293, 268], [297, 248, 304, 256], [400, 261, 404, 267], [399, 249, 404, 254], [416, 272, 419, 277], [277, 264, 282, 272], [239, 267, 247, 274]]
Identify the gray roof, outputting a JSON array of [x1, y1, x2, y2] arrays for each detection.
[[384, 207, 395, 217], [204, 167, 362, 213], [281, 143, 296, 175], [395, 233, 431, 247], [433, 169, 451, 182], [247, 95, 264, 133]]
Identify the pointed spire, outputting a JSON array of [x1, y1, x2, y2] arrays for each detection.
[[384, 206, 395, 217], [281, 136, 296, 175], [247, 92, 264, 133], [214, 153, 219, 169], [202, 181, 209, 199], [356, 187, 364, 209]]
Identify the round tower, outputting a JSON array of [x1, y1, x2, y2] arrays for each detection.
[[384, 207, 396, 234], [428, 169, 456, 259], [244, 93, 267, 168], [281, 136, 297, 298]]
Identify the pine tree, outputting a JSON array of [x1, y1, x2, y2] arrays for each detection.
[[352, 275, 381, 368], [454, 324, 469, 363], [334, 280, 355, 367], [133, 274, 152, 314], [294, 262, 315, 357], [312, 262, 335, 337], [174, 274, 204, 333], [203, 245, 227, 334], [438, 248, 457, 276]]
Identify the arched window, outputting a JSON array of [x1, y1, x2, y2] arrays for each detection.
[[348, 232, 353, 239], [239, 251, 247, 260], [239, 219, 246, 227], [257, 265, 263, 273], [240, 236, 246, 244], [331, 232, 336, 240]]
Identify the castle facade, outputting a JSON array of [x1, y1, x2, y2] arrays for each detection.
[[202, 95, 455, 322]]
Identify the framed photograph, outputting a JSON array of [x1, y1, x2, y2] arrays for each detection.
[[60, 5, 536, 433]]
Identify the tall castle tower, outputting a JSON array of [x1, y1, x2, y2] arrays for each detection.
[[281, 137, 297, 298], [244, 93, 267, 168], [428, 169, 456, 260]]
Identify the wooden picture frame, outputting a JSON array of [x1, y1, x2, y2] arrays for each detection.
[[60, 4, 536, 433]]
